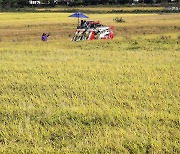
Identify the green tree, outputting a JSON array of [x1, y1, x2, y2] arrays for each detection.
[[1, 0, 17, 8]]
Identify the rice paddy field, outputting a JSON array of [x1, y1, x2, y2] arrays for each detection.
[[0, 9, 180, 153]]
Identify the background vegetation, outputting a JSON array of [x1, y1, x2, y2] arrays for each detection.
[[0, 10, 180, 153], [0, 0, 179, 9]]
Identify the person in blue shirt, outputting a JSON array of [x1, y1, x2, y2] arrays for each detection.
[[41, 33, 49, 41]]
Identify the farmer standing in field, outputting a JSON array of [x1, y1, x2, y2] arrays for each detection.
[[41, 33, 50, 41]]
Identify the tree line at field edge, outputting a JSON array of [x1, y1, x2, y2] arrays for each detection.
[[0, 0, 179, 8]]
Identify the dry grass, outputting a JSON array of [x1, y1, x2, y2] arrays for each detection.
[[36, 6, 165, 12]]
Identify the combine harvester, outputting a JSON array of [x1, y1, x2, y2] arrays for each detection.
[[72, 21, 114, 42]]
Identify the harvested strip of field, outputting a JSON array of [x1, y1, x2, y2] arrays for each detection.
[[0, 13, 179, 41]]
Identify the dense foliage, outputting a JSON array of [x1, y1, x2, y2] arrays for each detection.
[[0, 0, 179, 8]]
